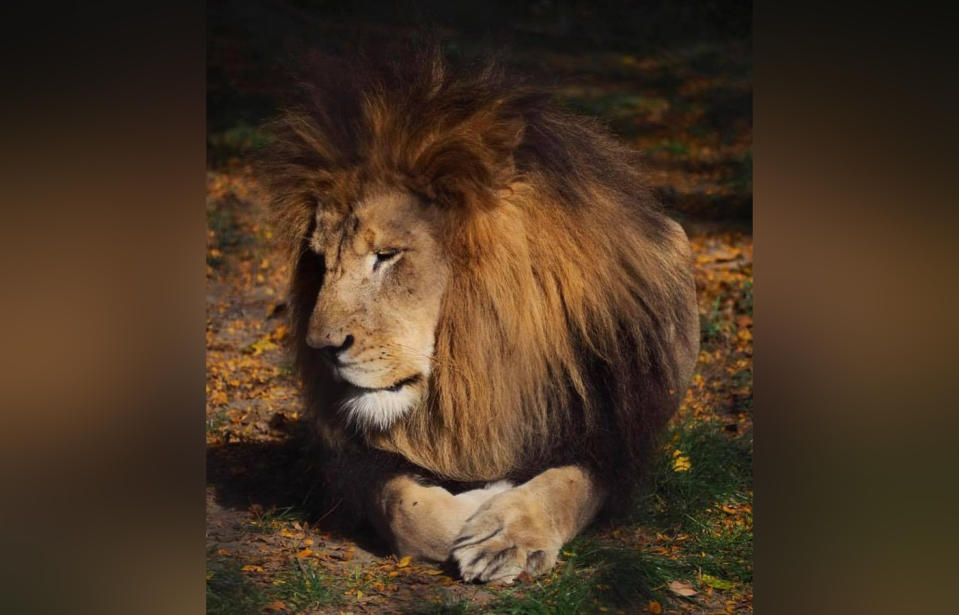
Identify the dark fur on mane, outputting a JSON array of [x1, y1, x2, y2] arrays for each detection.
[[261, 47, 698, 514]]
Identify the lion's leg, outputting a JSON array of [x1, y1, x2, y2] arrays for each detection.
[[451, 465, 604, 584], [374, 475, 513, 562]]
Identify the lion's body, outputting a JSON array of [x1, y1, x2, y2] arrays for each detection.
[[264, 50, 698, 582]]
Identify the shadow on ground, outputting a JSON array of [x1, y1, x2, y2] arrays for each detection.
[[206, 422, 390, 558]]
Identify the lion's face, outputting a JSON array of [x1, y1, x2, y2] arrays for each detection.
[[305, 188, 449, 429]]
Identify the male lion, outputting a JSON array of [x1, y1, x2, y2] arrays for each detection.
[[262, 52, 699, 585]]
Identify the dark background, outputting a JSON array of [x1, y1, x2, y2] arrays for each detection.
[[207, 0, 752, 225]]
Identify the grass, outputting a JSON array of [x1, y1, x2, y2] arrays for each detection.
[[206, 205, 252, 270], [406, 594, 475, 615], [206, 555, 342, 614], [427, 418, 754, 614], [209, 413, 753, 613], [700, 296, 726, 343], [206, 556, 266, 615], [636, 419, 752, 528], [561, 93, 670, 119], [206, 410, 228, 435], [473, 536, 686, 614], [646, 139, 691, 156], [205, 406, 752, 614], [270, 559, 341, 610], [687, 518, 752, 583], [245, 505, 305, 533], [738, 278, 753, 316], [207, 121, 273, 165]]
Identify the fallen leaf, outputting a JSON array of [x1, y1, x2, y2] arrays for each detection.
[[672, 452, 692, 472], [647, 600, 662, 614], [668, 580, 698, 597], [241, 564, 264, 573], [700, 573, 735, 590], [265, 601, 286, 611], [397, 555, 412, 568], [296, 549, 313, 558]]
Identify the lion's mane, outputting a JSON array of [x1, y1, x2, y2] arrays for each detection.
[[263, 49, 698, 508]]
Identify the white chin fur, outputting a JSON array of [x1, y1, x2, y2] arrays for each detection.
[[340, 386, 419, 430]]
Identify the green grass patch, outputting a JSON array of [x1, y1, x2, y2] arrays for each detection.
[[405, 593, 475, 615], [635, 419, 752, 528], [206, 410, 228, 435], [686, 517, 752, 583], [480, 536, 686, 614], [245, 505, 305, 534], [646, 139, 690, 156], [206, 556, 266, 615], [207, 204, 254, 255], [738, 278, 753, 316], [561, 93, 669, 119], [724, 152, 753, 193], [269, 558, 341, 610], [700, 296, 727, 345], [404, 418, 753, 613], [207, 122, 272, 163]]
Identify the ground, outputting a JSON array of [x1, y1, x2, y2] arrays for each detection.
[[206, 12, 752, 613]]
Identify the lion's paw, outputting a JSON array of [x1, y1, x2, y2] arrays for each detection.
[[450, 491, 561, 584]]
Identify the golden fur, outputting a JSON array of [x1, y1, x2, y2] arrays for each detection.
[[262, 50, 699, 508]]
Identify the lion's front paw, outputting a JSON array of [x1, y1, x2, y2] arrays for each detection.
[[450, 490, 561, 584]]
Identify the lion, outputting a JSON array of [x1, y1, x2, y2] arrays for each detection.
[[262, 51, 699, 585]]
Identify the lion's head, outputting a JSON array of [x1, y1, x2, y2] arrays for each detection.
[[263, 51, 699, 493], [301, 187, 448, 430]]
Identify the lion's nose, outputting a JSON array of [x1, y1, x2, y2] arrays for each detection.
[[311, 333, 355, 363]]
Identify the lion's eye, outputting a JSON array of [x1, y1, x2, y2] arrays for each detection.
[[373, 249, 401, 270]]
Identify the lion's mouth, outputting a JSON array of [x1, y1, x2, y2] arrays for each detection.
[[338, 373, 424, 430], [344, 373, 422, 393]]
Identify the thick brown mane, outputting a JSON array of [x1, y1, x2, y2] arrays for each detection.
[[263, 50, 698, 503]]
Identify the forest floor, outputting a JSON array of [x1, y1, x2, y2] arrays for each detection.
[[207, 29, 752, 615]]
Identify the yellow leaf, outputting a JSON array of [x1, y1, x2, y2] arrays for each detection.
[[647, 601, 662, 614], [397, 555, 412, 568], [216, 548, 231, 556], [241, 564, 264, 573], [296, 549, 313, 558], [356, 590, 364, 599], [672, 454, 692, 472], [701, 573, 735, 590]]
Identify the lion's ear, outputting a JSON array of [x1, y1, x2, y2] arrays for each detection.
[[408, 109, 525, 212]]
